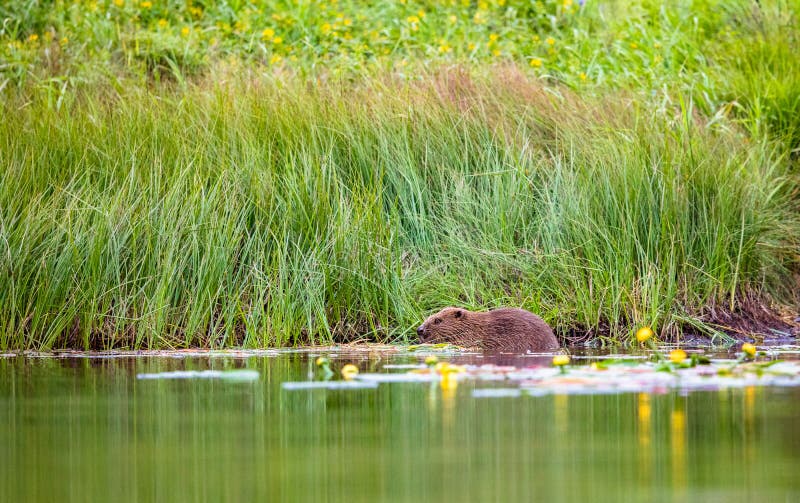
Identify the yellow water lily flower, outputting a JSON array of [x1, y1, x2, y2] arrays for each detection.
[[636, 326, 654, 343], [552, 355, 570, 366], [742, 343, 756, 357], [669, 349, 687, 363], [341, 364, 359, 380]]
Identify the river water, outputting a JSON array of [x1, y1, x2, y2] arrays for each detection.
[[1, 349, 798, 502]]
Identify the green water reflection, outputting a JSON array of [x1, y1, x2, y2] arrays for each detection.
[[1, 354, 798, 502]]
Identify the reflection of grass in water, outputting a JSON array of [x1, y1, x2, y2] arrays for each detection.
[[1, 68, 797, 350]]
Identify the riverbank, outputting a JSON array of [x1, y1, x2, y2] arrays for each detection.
[[1, 1, 798, 350]]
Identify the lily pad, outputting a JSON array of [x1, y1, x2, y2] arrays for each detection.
[[137, 370, 260, 381]]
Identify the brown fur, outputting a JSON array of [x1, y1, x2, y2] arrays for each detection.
[[417, 307, 559, 353]]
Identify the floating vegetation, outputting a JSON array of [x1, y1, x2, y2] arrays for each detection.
[[280, 344, 800, 397], [137, 370, 260, 381]]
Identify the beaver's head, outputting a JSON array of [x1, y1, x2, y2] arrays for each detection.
[[417, 307, 476, 344]]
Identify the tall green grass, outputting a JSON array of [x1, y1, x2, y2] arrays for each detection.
[[1, 69, 797, 349]]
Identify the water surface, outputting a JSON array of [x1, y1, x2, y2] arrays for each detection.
[[2, 350, 798, 502]]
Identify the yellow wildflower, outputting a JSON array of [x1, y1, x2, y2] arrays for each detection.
[[262, 28, 275, 40], [272, 36, 283, 44], [270, 54, 282, 65], [59, 37, 68, 46], [467, 42, 476, 51], [406, 15, 420, 24], [27, 34, 39, 42], [529, 57, 542, 67], [669, 349, 687, 363], [140, 1, 152, 8], [343, 18, 352, 26], [114, 0, 124, 6], [417, 9, 425, 18], [579, 72, 587, 80], [563, 0, 573, 6], [448, 15, 457, 24], [189, 6, 203, 17], [546, 37, 555, 45], [489, 33, 499, 43], [158, 19, 168, 28], [742, 343, 757, 357], [438, 42, 452, 53], [635, 326, 654, 343], [181, 27, 190, 37], [320, 23, 332, 34], [630, 42, 638, 49], [492, 49, 500, 56]]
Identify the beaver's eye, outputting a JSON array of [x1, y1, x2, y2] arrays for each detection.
[[434, 318, 442, 325]]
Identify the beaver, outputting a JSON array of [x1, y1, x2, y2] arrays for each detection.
[[416, 307, 559, 353]]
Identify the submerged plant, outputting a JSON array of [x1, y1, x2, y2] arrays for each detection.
[[425, 355, 439, 367], [315, 356, 334, 380]]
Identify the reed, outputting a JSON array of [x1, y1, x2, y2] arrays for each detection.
[[1, 68, 797, 349]]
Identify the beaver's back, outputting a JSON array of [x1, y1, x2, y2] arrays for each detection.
[[477, 308, 559, 352]]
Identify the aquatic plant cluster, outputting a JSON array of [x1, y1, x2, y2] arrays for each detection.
[[1, 1, 798, 349], [280, 343, 800, 396]]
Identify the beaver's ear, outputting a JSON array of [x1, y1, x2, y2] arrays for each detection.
[[454, 310, 463, 319]]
